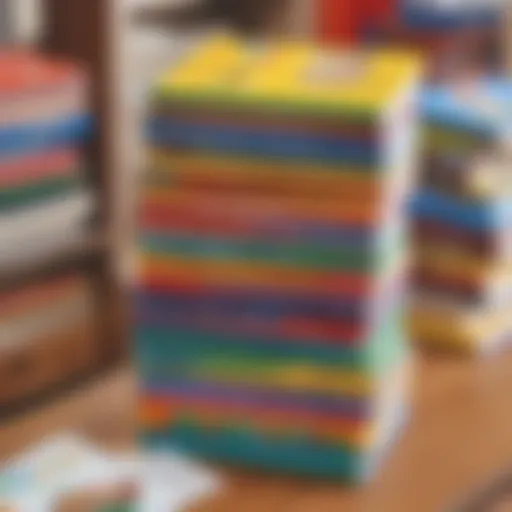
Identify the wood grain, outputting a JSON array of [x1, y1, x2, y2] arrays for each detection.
[[1, 353, 512, 512]]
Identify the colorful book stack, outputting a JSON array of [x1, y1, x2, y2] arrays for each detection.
[[0, 49, 94, 270], [136, 36, 421, 481], [410, 81, 512, 355]]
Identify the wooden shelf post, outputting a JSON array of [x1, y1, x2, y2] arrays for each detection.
[[41, 0, 127, 364]]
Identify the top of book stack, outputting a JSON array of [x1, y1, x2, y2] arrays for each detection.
[[152, 35, 421, 118]]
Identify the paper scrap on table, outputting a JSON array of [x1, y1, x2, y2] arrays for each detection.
[[0, 433, 220, 511]]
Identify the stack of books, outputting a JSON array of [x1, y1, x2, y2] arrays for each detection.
[[410, 80, 512, 355], [136, 35, 421, 482], [0, 50, 95, 272], [0, 50, 97, 407]]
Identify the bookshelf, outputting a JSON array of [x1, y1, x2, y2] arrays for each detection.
[[0, 0, 127, 415]]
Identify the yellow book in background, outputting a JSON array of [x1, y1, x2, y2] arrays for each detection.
[[409, 297, 512, 353]]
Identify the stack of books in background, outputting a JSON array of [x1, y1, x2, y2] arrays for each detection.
[[0, 50, 97, 407], [0, 50, 94, 270], [136, 36, 421, 481], [410, 81, 512, 355]]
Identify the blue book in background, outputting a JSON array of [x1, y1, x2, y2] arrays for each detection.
[[420, 79, 512, 136], [411, 188, 512, 233], [0, 114, 94, 158], [400, 0, 500, 30]]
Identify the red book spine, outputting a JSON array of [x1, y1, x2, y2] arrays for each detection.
[[317, 0, 358, 44], [317, 0, 401, 42]]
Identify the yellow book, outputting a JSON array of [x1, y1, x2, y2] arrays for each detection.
[[185, 360, 406, 398], [409, 297, 512, 353], [154, 35, 421, 118]]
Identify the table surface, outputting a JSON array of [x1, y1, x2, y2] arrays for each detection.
[[1, 353, 512, 512]]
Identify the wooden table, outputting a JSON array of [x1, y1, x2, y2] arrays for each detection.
[[1, 353, 512, 512]]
